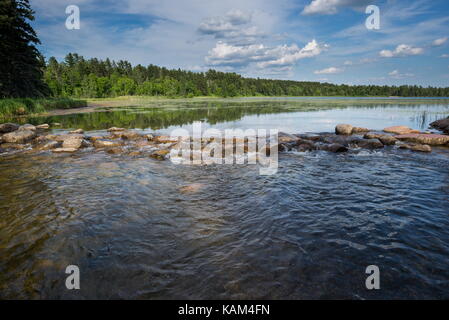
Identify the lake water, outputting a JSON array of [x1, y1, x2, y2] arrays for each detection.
[[1, 98, 449, 299]]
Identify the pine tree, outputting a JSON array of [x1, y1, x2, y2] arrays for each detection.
[[0, 0, 48, 97]]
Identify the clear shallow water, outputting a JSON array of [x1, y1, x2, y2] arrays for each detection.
[[1, 99, 449, 299]]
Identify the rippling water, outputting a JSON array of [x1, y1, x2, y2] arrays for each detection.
[[1, 99, 449, 299]]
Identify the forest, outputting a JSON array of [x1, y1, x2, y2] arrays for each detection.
[[44, 53, 449, 99]]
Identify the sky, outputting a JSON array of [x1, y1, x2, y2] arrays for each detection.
[[30, 0, 449, 87]]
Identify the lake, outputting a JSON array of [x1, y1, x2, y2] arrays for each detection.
[[1, 98, 449, 299]]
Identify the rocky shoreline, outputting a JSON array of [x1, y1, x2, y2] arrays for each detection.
[[1, 118, 449, 160]]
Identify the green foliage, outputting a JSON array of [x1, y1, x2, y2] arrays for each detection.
[[0, 98, 87, 118], [43, 53, 449, 99], [0, 0, 49, 97]]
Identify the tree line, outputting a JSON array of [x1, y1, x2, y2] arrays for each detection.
[[43, 53, 449, 98]]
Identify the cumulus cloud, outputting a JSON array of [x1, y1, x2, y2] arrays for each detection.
[[388, 70, 414, 79], [379, 44, 424, 58], [198, 9, 263, 41], [440, 54, 449, 58], [205, 39, 327, 70], [302, 0, 372, 15], [432, 37, 448, 46], [314, 67, 343, 74]]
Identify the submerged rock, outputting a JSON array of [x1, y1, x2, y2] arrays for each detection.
[[0, 143, 27, 150], [378, 135, 397, 146], [119, 130, 141, 140], [395, 133, 449, 145], [2, 129, 36, 144], [319, 143, 348, 153], [37, 141, 60, 151], [335, 124, 353, 135], [356, 139, 384, 149], [430, 118, 449, 134], [150, 149, 170, 160], [383, 126, 420, 135], [93, 139, 122, 148], [0, 123, 19, 133], [179, 183, 205, 194], [399, 144, 432, 153], [52, 147, 78, 153], [107, 147, 123, 155]]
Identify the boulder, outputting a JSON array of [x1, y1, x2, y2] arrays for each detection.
[[319, 143, 348, 153], [150, 149, 170, 160], [364, 132, 382, 139], [278, 132, 300, 143], [36, 124, 50, 129], [119, 130, 141, 140], [356, 138, 384, 149], [378, 135, 397, 146], [107, 147, 123, 154], [69, 129, 84, 134], [399, 144, 432, 153], [62, 137, 83, 149], [0, 143, 27, 150], [145, 134, 154, 141], [335, 124, 353, 135], [52, 148, 78, 153], [107, 127, 125, 132], [0, 123, 19, 133], [18, 124, 36, 131], [430, 118, 449, 134], [2, 129, 36, 143], [394, 133, 449, 145], [352, 127, 370, 134], [36, 141, 60, 151], [154, 135, 179, 144], [93, 139, 122, 148], [52, 134, 84, 142], [383, 126, 420, 135]]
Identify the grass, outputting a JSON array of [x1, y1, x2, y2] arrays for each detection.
[[0, 98, 87, 118]]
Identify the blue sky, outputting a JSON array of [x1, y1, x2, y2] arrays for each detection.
[[30, 0, 449, 86]]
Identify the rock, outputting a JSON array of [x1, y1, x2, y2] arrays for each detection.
[[36, 141, 60, 150], [69, 129, 84, 134], [53, 134, 84, 142], [36, 124, 50, 129], [154, 135, 179, 144], [150, 149, 170, 160], [0, 143, 27, 150], [62, 137, 82, 149], [93, 139, 122, 148], [179, 183, 205, 194], [107, 147, 123, 154], [107, 127, 125, 132], [364, 132, 382, 139], [52, 148, 78, 153], [383, 126, 420, 135], [145, 134, 154, 141], [430, 118, 449, 134], [278, 132, 300, 143], [394, 133, 449, 145], [18, 124, 36, 131], [356, 139, 384, 149], [319, 143, 348, 153], [352, 127, 370, 134], [87, 136, 104, 142], [119, 131, 141, 140], [335, 124, 353, 135], [128, 151, 142, 157], [399, 144, 432, 153], [0, 123, 19, 133], [378, 135, 397, 146], [2, 129, 36, 143]]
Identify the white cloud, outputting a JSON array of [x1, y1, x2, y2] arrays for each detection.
[[440, 54, 449, 58], [302, 0, 371, 15], [388, 70, 414, 79], [314, 67, 343, 74], [198, 9, 255, 38], [205, 39, 327, 70], [379, 44, 424, 58], [432, 37, 448, 46]]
